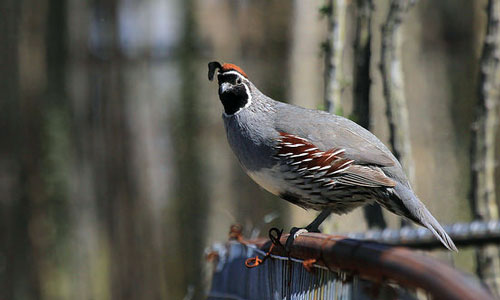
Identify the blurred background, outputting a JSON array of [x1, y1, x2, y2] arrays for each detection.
[[1, 0, 499, 299]]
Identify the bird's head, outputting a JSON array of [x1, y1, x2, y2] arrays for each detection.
[[208, 61, 252, 116]]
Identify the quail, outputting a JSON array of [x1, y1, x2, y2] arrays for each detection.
[[208, 61, 457, 251]]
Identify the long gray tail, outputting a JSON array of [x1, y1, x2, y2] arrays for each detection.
[[418, 205, 457, 251], [387, 186, 458, 251]]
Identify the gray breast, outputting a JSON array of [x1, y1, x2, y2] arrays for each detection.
[[223, 109, 278, 172]]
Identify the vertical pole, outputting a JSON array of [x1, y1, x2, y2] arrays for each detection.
[[472, 0, 500, 295]]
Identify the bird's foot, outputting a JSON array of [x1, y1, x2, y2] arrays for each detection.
[[268, 227, 285, 249], [293, 228, 309, 239], [285, 227, 305, 252], [284, 226, 321, 252]]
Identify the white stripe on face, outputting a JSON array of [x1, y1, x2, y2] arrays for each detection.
[[220, 71, 252, 117], [219, 71, 249, 83]]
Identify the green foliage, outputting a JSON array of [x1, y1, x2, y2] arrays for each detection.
[[318, 103, 344, 117], [316, 103, 326, 111], [335, 105, 344, 117], [319, 3, 332, 17], [320, 40, 330, 53], [348, 113, 359, 123]]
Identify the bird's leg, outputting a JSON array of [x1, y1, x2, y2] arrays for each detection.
[[268, 227, 285, 249], [285, 209, 332, 251]]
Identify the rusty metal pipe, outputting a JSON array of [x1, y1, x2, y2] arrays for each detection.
[[252, 232, 493, 300]]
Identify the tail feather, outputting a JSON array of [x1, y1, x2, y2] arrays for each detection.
[[420, 208, 458, 252], [388, 185, 458, 251]]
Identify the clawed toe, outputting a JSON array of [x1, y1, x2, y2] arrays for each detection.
[[293, 228, 309, 239], [285, 227, 309, 251], [269, 225, 320, 253]]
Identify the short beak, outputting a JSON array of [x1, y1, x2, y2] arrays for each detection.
[[219, 82, 230, 95]]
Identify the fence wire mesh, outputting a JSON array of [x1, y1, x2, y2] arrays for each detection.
[[206, 224, 495, 300], [207, 241, 419, 300]]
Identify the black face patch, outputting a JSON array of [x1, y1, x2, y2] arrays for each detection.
[[217, 73, 249, 115], [218, 74, 238, 85], [219, 84, 248, 115]]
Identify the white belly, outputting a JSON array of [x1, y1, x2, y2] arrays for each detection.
[[247, 168, 285, 196]]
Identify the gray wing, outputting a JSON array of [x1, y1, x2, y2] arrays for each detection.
[[274, 103, 398, 167], [275, 132, 396, 189]]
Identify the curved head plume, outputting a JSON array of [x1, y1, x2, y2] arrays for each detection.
[[208, 61, 248, 81], [208, 61, 252, 116]]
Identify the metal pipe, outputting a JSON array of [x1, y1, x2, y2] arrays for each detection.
[[345, 220, 500, 250], [252, 232, 494, 300]]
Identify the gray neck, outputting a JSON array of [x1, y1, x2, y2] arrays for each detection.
[[222, 88, 279, 171]]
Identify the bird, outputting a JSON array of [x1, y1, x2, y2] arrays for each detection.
[[208, 61, 457, 251]]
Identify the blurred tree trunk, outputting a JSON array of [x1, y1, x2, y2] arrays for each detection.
[[289, 0, 323, 109], [380, 0, 416, 184], [87, 5, 136, 300], [87, 3, 132, 299], [17, 0, 49, 296], [2, 0, 58, 298], [352, 0, 372, 130], [472, 0, 500, 295], [169, 0, 208, 298], [352, 0, 387, 229], [0, 0, 73, 297], [0, 1, 39, 299], [65, 1, 170, 299], [380, 0, 417, 228], [66, 1, 107, 298], [0, 0, 76, 298], [324, 0, 347, 115], [65, 1, 175, 298]]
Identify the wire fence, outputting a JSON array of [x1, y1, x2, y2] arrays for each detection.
[[207, 241, 417, 299], [206, 224, 495, 300]]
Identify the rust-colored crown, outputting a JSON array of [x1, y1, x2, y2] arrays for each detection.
[[220, 63, 248, 78], [208, 61, 248, 81]]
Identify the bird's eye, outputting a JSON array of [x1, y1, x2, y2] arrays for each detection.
[[236, 78, 242, 84]]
